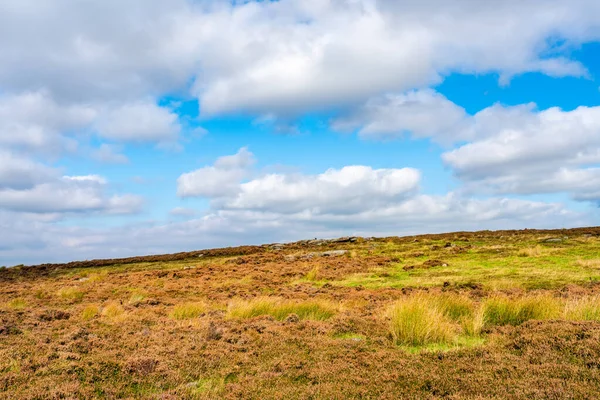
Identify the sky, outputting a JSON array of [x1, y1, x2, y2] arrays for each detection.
[[2, 0, 600, 266]]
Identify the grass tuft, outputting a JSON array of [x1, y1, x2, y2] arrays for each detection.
[[101, 302, 125, 321], [387, 295, 457, 346], [564, 296, 600, 321], [81, 304, 99, 320], [227, 297, 337, 321], [170, 302, 207, 320], [57, 287, 85, 302], [483, 294, 561, 326], [7, 298, 27, 309], [305, 266, 320, 281]]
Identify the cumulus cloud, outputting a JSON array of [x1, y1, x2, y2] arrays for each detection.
[[0, 172, 142, 214], [91, 144, 129, 164], [177, 147, 255, 198], [94, 101, 181, 143], [441, 104, 600, 201], [0, 0, 599, 119], [331, 89, 469, 142], [224, 166, 421, 214], [0, 151, 58, 190]]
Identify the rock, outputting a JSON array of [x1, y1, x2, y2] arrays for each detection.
[[320, 250, 349, 257], [270, 244, 284, 251], [542, 237, 567, 243], [284, 255, 297, 262], [332, 236, 358, 243], [284, 313, 300, 323]]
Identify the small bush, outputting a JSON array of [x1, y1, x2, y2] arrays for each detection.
[[483, 295, 560, 326], [170, 302, 206, 320], [564, 296, 600, 321], [387, 295, 457, 346], [7, 298, 27, 309], [227, 297, 337, 321], [57, 287, 85, 302], [81, 305, 99, 320]]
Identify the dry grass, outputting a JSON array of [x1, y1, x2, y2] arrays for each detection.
[[170, 302, 207, 320], [227, 297, 337, 321], [387, 295, 458, 346], [101, 301, 125, 321], [564, 296, 600, 321], [305, 266, 320, 281], [128, 292, 146, 306], [7, 298, 27, 309], [81, 304, 99, 320], [483, 294, 561, 326], [518, 245, 544, 257], [576, 258, 600, 269], [56, 287, 85, 302]]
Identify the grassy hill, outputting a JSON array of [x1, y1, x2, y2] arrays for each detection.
[[2, 227, 600, 399]]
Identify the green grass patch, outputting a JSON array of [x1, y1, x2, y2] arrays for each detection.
[[170, 302, 207, 320]]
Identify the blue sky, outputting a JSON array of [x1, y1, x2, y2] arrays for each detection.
[[1, 0, 600, 265]]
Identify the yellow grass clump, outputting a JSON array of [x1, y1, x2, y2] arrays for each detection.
[[7, 298, 27, 309], [227, 297, 337, 321], [101, 302, 125, 321], [57, 287, 85, 302], [518, 245, 544, 257], [81, 304, 99, 320], [564, 296, 600, 321], [170, 302, 207, 320], [305, 266, 320, 281], [483, 294, 561, 326], [387, 295, 458, 346]]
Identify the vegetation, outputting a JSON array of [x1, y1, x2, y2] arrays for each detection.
[[1, 227, 600, 399], [170, 302, 207, 320]]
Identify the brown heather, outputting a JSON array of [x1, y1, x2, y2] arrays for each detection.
[[1, 227, 600, 399]]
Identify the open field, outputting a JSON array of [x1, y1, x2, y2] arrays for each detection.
[[2, 227, 600, 399]]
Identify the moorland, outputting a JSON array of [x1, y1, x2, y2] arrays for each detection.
[[1, 227, 600, 399]]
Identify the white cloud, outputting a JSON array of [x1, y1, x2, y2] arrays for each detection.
[[0, 150, 58, 190], [0, 173, 142, 214], [224, 166, 421, 214], [331, 89, 469, 142], [441, 104, 600, 201], [94, 101, 181, 143], [169, 207, 197, 217], [177, 147, 255, 198], [0, 0, 599, 119], [91, 144, 129, 164]]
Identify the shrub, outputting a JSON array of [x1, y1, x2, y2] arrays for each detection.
[[387, 295, 457, 346], [170, 302, 206, 320], [483, 295, 560, 326], [227, 297, 337, 321]]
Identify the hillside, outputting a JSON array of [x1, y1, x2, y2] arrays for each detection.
[[2, 227, 600, 399]]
